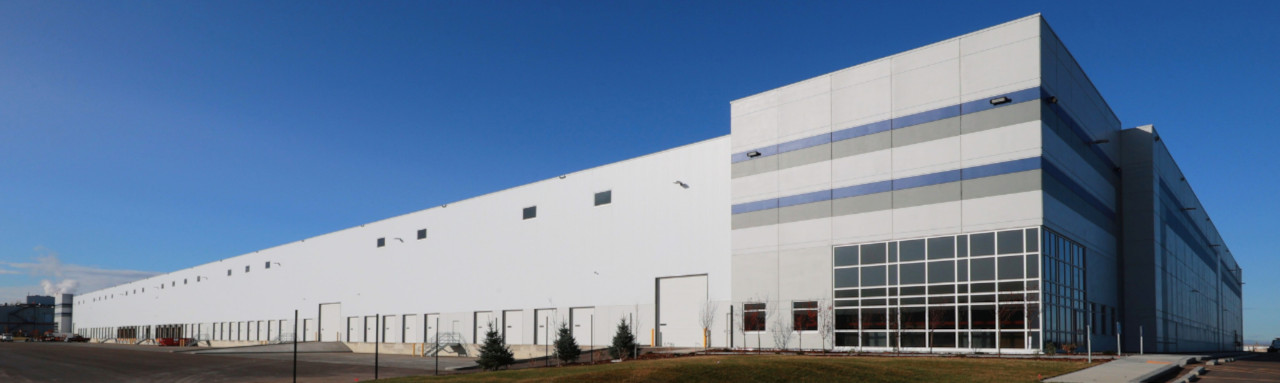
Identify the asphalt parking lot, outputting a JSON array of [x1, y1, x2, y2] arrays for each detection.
[[0, 342, 476, 382], [1194, 352, 1280, 383]]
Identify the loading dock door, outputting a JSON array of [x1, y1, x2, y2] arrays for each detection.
[[319, 303, 342, 342], [364, 316, 376, 342], [474, 311, 493, 344], [383, 315, 400, 343], [425, 314, 439, 343], [347, 317, 362, 342], [534, 309, 555, 345], [303, 319, 316, 342], [403, 314, 421, 343], [657, 274, 708, 347], [570, 307, 595, 346], [502, 310, 524, 345]]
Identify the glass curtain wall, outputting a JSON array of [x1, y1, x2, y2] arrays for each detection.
[[833, 227, 1044, 352], [1042, 228, 1087, 350]]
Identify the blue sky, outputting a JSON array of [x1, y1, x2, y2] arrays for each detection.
[[1, 1, 1276, 342]]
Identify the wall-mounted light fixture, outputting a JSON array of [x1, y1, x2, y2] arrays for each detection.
[[1046, 96, 1058, 104], [558, 175, 567, 179], [746, 150, 761, 158], [673, 180, 689, 188], [989, 96, 1011, 105]]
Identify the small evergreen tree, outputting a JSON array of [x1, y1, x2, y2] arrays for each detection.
[[476, 323, 514, 371], [553, 322, 580, 365], [609, 318, 637, 360]]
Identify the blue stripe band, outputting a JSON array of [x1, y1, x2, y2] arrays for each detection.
[[732, 157, 1045, 215], [732, 87, 1042, 164], [1041, 159, 1118, 221], [1041, 88, 1119, 173]]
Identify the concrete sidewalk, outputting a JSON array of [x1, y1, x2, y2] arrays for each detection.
[[1045, 354, 1202, 383]]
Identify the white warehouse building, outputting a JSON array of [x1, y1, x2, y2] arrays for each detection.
[[75, 14, 1242, 355]]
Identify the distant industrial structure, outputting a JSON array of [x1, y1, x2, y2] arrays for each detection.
[[72, 14, 1242, 354], [1, 295, 57, 336]]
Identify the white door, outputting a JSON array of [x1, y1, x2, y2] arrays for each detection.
[[534, 309, 555, 345], [319, 303, 342, 342], [364, 316, 377, 342], [303, 319, 317, 342], [347, 317, 362, 342], [383, 315, 400, 343], [657, 274, 708, 347], [474, 311, 493, 343], [425, 314, 439, 343], [281, 320, 294, 341], [503, 310, 525, 345], [403, 314, 421, 343], [571, 307, 595, 346]]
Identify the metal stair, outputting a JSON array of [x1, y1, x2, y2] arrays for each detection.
[[425, 332, 469, 356]]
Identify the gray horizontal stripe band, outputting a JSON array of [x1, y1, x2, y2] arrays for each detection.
[[731, 170, 1044, 230], [732, 157, 1041, 215], [732, 99, 1041, 179], [732, 87, 1042, 163]]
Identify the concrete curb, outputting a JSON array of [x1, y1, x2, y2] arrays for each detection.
[[1170, 366, 1204, 383], [1169, 352, 1260, 383]]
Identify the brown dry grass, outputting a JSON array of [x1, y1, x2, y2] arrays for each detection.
[[383, 354, 1098, 382]]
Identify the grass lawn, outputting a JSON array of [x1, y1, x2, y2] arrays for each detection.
[[382, 354, 1098, 383]]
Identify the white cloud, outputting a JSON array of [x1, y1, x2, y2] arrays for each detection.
[[0, 247, 160, 303]]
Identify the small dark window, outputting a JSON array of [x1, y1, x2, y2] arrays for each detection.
[[417, 229, 427, 240], [183, 279, 187, 285], [171, 281, 175, 287], [744, 303, 766, 332], [792, 301, 818, 331], [265, 261, 271, 269], [377, 238, 386, 247], [594, 190, 612, 206], [523, 206, 537, 220], [245, 265, 250, 273], [227, 269, 232, 276]]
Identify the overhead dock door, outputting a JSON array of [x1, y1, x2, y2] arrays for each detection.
[[319, 303, 342, 342], [503, 310, 524, 344], [534, 309, 555, 345], [657, 274, 708, 347], [570, 307, 595, 346]]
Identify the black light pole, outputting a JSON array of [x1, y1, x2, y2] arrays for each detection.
[[375, 314, 380, 380], [434, 316, 439, 376], [590, 314, 594, 364], [545, 317, 549, 367], [292, 310, 298, 383]]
